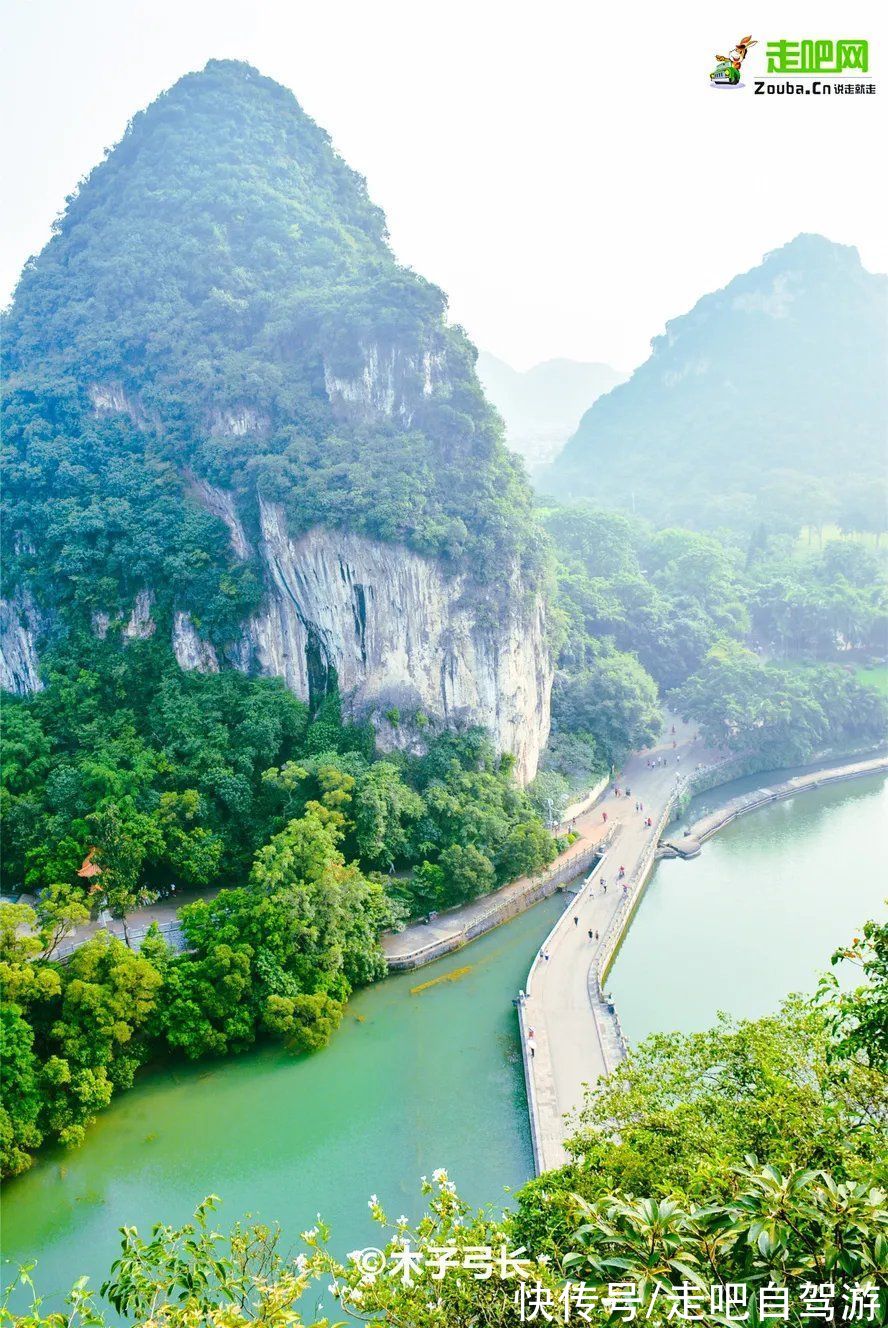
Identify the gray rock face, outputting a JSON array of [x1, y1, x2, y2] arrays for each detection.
[[0, 587, 45, 694], [172, 610, 220, 673], [4, 353, 553, 781], [235, 498, 551, 783], [322, 337, 448, 426], [124, 589, 157, 639]]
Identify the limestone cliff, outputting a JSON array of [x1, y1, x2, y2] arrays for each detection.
[[174, 487, 551, 783], [1, 483, 552, 782], [1, 60, 553, 781], [241, 498, 551, 783], [0, 587, 45, 695]]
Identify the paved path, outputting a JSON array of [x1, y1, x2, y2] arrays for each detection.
[[520, 715, 717, 1172], [45, 888, 210, 957], [383, 797, 613, 968]]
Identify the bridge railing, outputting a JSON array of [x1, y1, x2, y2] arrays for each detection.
[[523, 825, 619, 998], [388, 836, 614, 971], [592, 758, 735, 1016], [53, 919, 188, 960]]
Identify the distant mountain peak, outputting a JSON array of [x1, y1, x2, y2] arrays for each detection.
[[539, 235, 887, 533], [476, 351, 626, 468]]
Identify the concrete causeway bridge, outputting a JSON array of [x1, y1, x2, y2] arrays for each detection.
[[518, 738, 888, 1174], [518, 717, 713, 1172]]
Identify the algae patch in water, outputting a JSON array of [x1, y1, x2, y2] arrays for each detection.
[[410, 965, 473, 995]]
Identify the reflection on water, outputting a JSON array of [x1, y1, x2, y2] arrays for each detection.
[[1, 894, 566, 1305]]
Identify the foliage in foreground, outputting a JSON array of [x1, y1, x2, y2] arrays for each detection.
[[5, 924, 886, 1326], [4, 1163, 885, 1326]]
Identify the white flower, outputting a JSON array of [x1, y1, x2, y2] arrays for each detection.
[[293, 1253, 308, 1272], [350, 1288, 364, 1303], [368, 1193, 378, 1208], [299, 1225, 318, 1241], [396, 1214, 409, 1226], [432, 1167, 448, 1183]]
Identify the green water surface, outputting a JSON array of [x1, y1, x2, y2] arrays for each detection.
[[609, 773, 887, 1039], [1, 893, 565, 1303], [2, 773, 885, 1302]]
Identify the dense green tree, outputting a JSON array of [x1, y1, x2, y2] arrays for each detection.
[[436, 842, 497, 905], [263, 991, 344, 1053], [552, 645, 661, 765], [820, 918, 888, 1072], [155, 942, 255, 1059], [0, 1006, 43, 1177], [350, 761, 424, 868], [673, 644, 888, 765]]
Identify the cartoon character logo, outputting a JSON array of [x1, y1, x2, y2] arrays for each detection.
[[710, 35, 757, 85]]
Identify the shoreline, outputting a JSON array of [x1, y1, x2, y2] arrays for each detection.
[[519, 745, 888, 1175], [675, 753, 888, 850], [386, 748, 888, 976], [599, 750, 888, 991]]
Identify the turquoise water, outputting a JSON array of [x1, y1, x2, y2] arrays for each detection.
[[609, 773, 887, 1039], [2, 772, 885, 1306], [0, 893, 565, 1305]]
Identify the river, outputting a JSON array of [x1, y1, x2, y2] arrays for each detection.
[[2, 772, 885, 1303], [608, 771, 888, 1039]]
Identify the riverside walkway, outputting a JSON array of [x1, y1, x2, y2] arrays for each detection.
[[519, 717, 717, 1172], [382, 783, 611, 971]]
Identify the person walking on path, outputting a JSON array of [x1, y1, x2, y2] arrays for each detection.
[[573, 915, 579, 927], [587, 928, 594, 940]]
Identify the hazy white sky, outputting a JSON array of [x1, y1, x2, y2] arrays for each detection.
[[2, 0, 885, 369]]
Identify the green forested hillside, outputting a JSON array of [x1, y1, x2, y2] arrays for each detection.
[[0, 60, 561, 1175], [541, 235, 887, 535], [2, 58, 543, 647]]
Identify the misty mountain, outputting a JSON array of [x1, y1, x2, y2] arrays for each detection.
[[477, 352, 625, 467], [539, 235, 887, 534]]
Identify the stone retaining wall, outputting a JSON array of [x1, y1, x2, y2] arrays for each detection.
[[386, 837, 613, 972], [686, 754, 888, 845]]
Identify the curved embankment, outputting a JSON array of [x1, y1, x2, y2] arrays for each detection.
[[666, 755, 888, 859], [382, 780, 612, 972], [518, 747, 888, 1175]]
